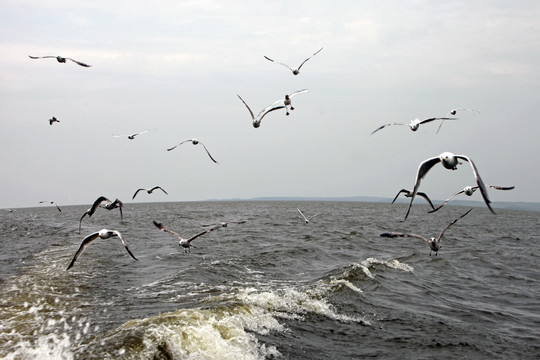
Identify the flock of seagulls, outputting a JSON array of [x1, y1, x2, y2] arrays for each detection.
[[27, 48, 515, 265]]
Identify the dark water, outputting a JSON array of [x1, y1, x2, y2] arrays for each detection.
[[1, 201, 539, 359]]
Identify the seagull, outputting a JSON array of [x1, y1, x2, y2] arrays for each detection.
[[39, 200, 62, 212], [66, 229, 138, 270], [404, 152, 492, 220], [264, 47, 323, 75], [237, 94, 286, 128], [429, 185, 515, 213], [437, 108, 479, 133], [166, 139, 218, 163], [270, 89, 309, 116], [153, 220, 220, 252], [28, 55, 91, 67], [200, 220, 247, 228], [79, 196, 123, 234], [391, 189, 436, 211], [49, 117, 60, 125], [371, 117, 458, 135], [297, 208, 320, 224], [380, 208, 472, 256], [112, 130, 148, 140], [132, 186, 168, 200]]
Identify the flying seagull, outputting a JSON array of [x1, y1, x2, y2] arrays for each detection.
[[297, 208, 321, 224], [153, 220, 220, 252], [112, 130, 148, 140], [380, 208, 472, 256], [391, 189, 436, 211], [270, 89, 309, 116], [404, 152, 492, 220], [132, 186, 168, 200], [437, 108, 479, 133], [66, 229, 138, 270], [166, 139, 218, 163], [79, 196, 123, 234], [28, 55, 91, 67], [200, 220, 247, 228], [237, 94, 286, 128], [39, 200, 62, 212], [429, 185, 515, 213], [49, 117, 60, 125], [371, 117, 458, 135], [264, 47, 323, 75]]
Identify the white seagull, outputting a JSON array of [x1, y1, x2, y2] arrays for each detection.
[[391, 189, 436, 211], [404, 152, 492, 220], [437, 108, 479, 133], [39, 200, 62, 212], [49, 117, 60, 125], [297, 208, 320, 224], [237, 94, 286, 128], [380, 208, 472, 256], [264, 47, 323, 75], [112, 130, 148, 140], [201, 220, 247, 228], [429, 185, 515, 213], [270, 89, 309, 116], [79, 196, 123, 234], [29, 55, 91, 67], [371, 117, 458, 135], [153, 220, 220, 252], [66, 229, 138, 270], [166, 139, 218, 163], [132, 186, 168, 200]]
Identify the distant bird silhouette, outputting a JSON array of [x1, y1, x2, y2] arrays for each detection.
[[66, 229, 138, 270], [371, 117, 457, 135], [112, 130, 148, 140], [237, 94, 286, 128], [429, 185, 515, 213], [132, 186, 168, 200], [391, 189, 436, 211], [264, 47, 323, 75], [49, 117, 60, 125], [29, 55, 91, 67], [166, 139, 218, 163], [404, 152, 492, 220], [79, 196, 123, 233], [380, 208, 472, 256], [270, 89, 309, 116], [153, 220, 220, 252], [200, 220, 247, 228], [297, 208, 320, 224], [437, 108, 479, 133], [39, 200, 61, 212]]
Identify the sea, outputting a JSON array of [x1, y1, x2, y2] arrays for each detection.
[[1, 201, 539, 359]]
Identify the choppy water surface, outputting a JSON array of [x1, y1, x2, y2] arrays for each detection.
[[1, 201, 539, 359]]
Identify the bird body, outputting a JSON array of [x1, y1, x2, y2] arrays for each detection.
[[271, 89, 309, 116], [49, 117, 60, 125]]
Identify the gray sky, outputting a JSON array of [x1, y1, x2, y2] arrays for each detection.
[[1, 0, 539, 209]]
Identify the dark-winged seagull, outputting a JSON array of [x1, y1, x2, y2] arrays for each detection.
[[79, 196, 123, 233], [66, 229, 138, 270], [297, 208, 320, 224], [404, 152, 492, 220], [49, 117, 60, 125], [237, 94, 286, 128], [270, 89, 309, 116], [437, 108, 479, 133], [112, 130, 148, 140], [380, 208, 472, 256], [132, 186, 168, 200], [391, 189, 436, 211], [29, 55, 91, 67], [264, 47, 323, 75], [166, 139, 218, 163], [371, 117, 458, 135], [429, 185, 515, 213], [153, 220, 220, 252], [39, 200, 62, 212]]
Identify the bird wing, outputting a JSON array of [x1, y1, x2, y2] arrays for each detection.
[[88, 196, 110, 216], [152, 186, 168, 195], [186, 226, 220, 244], [263, 55, 294, 72], [153, 220, 183, 240], [199, 142, 219, 164], [257, 105, 285, 123], [370, 123, 407, 135], [489, 185, 515, 191], [237, 94, 255, 120], [416, 191, 436, 210], [296, 47, 323, 71], [456, 155, 494, 214], [380, 232, 430, 244], [428, 188, 468, 213], [29, 55, 56, 59], [113, 231, 138, 261], [289, 89, 309, 98], [404, 156, 441, 220], [66, 58, 91, 67], [167, 139, 192, 151], [54, 203, 62, 212], [391, 189, 409, 204], [132, 189, 144, 200], [66, 231, 101, 270], [308, 213, 321, 221], [419, 117, 457, 125], [297, 208, 308, 221], [436, 208, 472, 241]]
